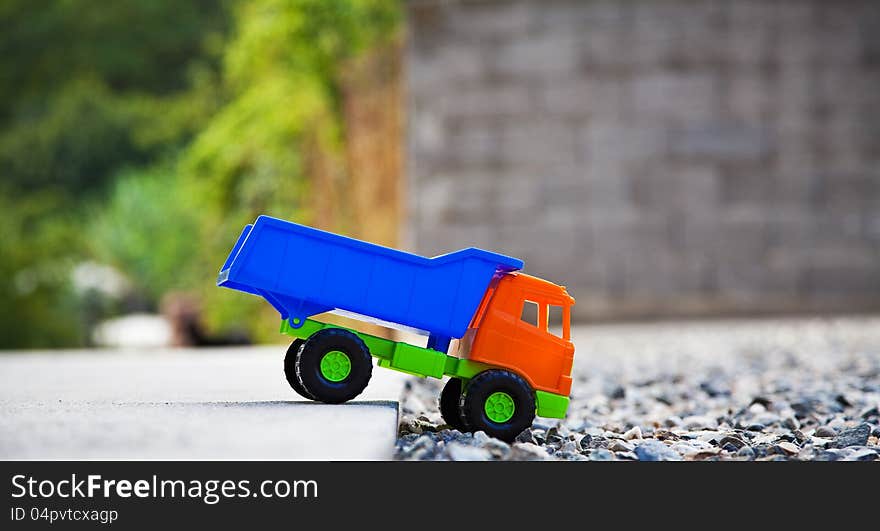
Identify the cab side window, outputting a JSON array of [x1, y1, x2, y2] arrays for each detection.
[[520, 300, 539, 327], [548, 305, 564, 337]]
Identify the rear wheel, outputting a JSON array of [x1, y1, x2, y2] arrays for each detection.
[[295, 328, 372, 403], [439, 378, 467, 431], [460, 370, 535, 442], [283, 339, 314, 399]]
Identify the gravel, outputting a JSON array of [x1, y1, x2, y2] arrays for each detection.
[[395, 317, 880, 461]]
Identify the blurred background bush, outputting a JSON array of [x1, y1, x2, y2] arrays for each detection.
[[0, 0, 401, 348]]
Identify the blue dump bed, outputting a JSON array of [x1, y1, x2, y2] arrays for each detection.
[[217, 216, 523, 341]]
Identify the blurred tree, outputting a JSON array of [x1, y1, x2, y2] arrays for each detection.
[[0, 0, 232, 347], [87, 166, 201, 301], [182, 0, 400, 337], [184, 0, 399, 218], [0, 0, 230, 195], [0, 0, 401, 348], [0, 188, 85, 347]]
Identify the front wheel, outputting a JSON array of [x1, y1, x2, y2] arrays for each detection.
[[295, 328, 372, 403], [461, 370, 535, 442]]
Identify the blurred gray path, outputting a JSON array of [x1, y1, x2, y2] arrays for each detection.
[[0, 346, 409, 460]]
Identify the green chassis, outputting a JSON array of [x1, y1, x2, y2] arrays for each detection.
[[281, 318, 570, 419]]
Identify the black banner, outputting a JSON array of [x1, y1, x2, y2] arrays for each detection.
[[1, 461, 874, 528]]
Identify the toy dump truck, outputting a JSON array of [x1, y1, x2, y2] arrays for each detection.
[[218, 215, 575, 441]]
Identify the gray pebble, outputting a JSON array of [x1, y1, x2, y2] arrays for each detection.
[[717, 435, 747, 449], [515, 429, 538, 445], [814, 449, 846, 461], [609, 386, 626, 399], [783, 417, 800, 430], [623, 426, 643, 440], [509, 442, 550, 461], [635, 440, 681, 461], [834, 423, 871, 448], [608, 439, 635, 452], [578, 434, 593, 450], [552, 451, 584, 461], [560, 440, 579, 454], [446, 443, 492, 461], [846, 448, 878, 462], [736, 446, 756, 459], [814, 426, 837, 438], [773, 441, 800, 456], [588, 448, 614, 461]]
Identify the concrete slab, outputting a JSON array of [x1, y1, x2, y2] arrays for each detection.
[[0, 346, 409, 460]]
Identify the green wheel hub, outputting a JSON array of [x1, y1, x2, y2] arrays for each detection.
[[484, 391, 515, 423], [319, 350, 351, 382]]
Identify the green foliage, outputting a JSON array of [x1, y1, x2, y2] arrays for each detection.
[[0, 0, 401, 348], [0, 0, 232, 348], [184, 0, 400, 338], [184, 0, 400, 215], [0, 0, 230, 112], [0, 0, 230, 193], [0, 80, 142, 196], [0, 189, 85, 348], [87, 167, 201, 300], [225, 0, 399, 93]]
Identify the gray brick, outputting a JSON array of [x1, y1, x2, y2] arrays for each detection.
[[408, 106, 445, 155], [581, 25, 625, 70], [775, 65, 814, 122], [439, 85, 532, 118], [772, 131, 817, 178], [538, 0, 625, 31], [815, 13, 861, 66], [499, 118, 578, 167], [491, 174, 542, 220], [631, 73, 719, 123], [628, 1, 688, 68], [679, 2, 727, 66], [776, 6, 817, 67], [407, 42, 487, 90], [445, 0, 538, 40], [726, 1, 777, 67], [493, 33, 581, 77], [632, 164, 720, 210], [727, 72, 773, 124], [670, 123, 772, 161], [442, 118, 503, 167], [538, 78, 623, 117], [820, 118, 865, 173]]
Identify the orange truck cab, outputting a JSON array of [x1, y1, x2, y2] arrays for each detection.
[[457, 273, 576, 398]]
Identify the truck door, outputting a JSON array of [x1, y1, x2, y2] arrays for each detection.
[[513, 293, 574, 396]]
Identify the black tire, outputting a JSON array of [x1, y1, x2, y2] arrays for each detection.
[[283, 339, 314, 400], [439, 378, 467, 431], [460, 370, 536, 442], [295, 328, 372, 404]]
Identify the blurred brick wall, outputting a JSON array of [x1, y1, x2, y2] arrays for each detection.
[[405, 0, 880, 320]]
